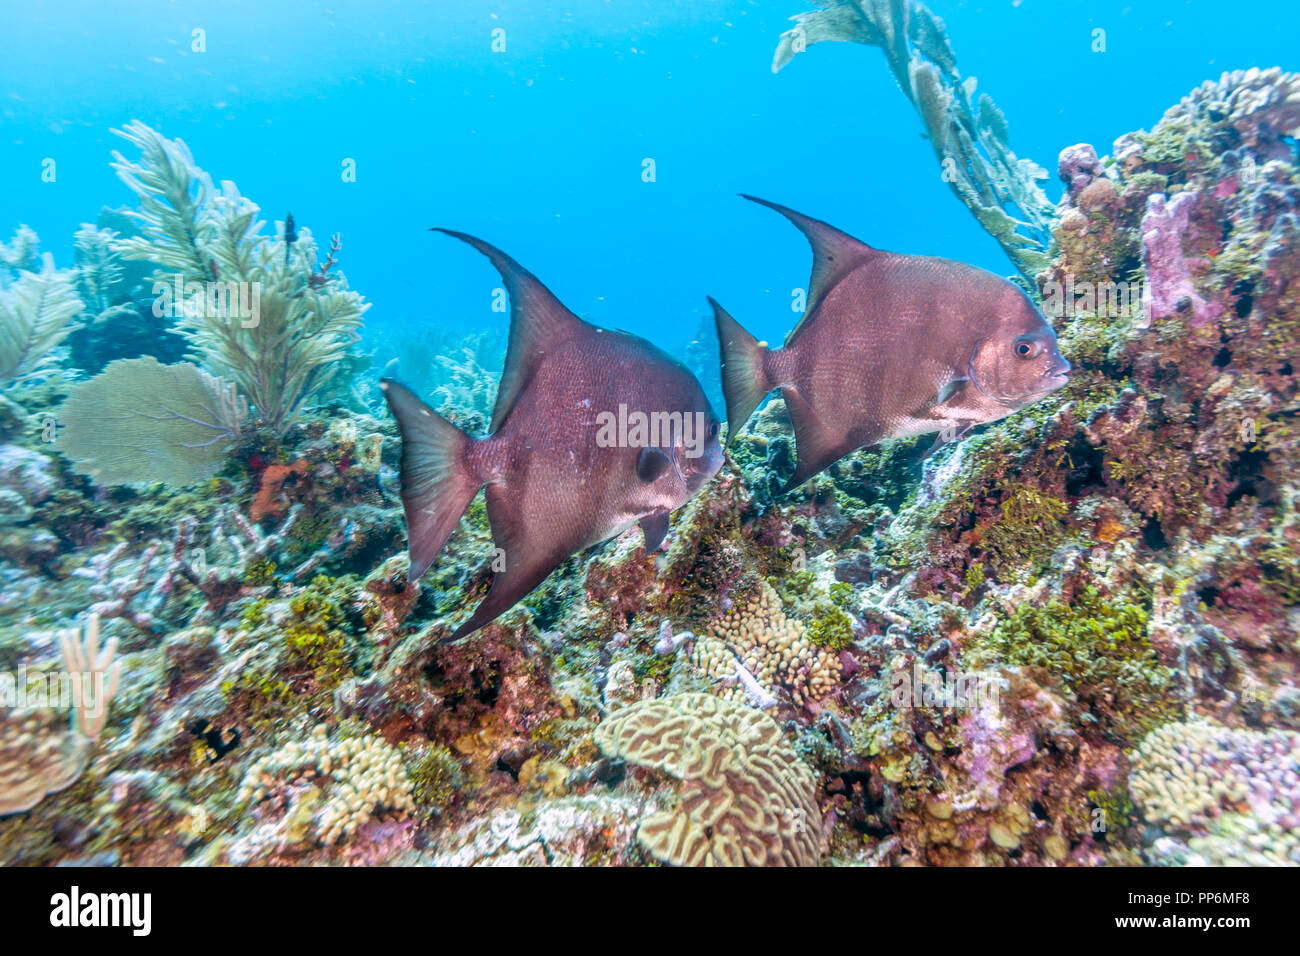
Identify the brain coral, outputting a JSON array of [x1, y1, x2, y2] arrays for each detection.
[[0, 709, 91, 817], [594, 693, 820, 866]]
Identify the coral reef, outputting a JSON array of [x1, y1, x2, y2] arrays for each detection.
[[1, 64, 1297, 870]]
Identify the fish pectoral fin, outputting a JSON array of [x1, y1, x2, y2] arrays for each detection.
[[927, 380, 990, 425], [639, 510, 670, 553], [636, 446, 673, 483], [935, 377, 971, 407]]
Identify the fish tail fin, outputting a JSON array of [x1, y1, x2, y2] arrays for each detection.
[[709, 296, 780, 447], [380, 379, 484, 580]]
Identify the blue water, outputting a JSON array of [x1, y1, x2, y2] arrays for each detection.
[[3, 0, 1295, 356]]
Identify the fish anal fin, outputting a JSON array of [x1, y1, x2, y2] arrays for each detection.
[[432, 229, 588, 433], [781, 386, 859, 490], [446, 482, 563, 641]]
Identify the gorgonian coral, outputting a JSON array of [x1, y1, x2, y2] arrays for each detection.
[[0, 255, 84, 386], [109, 121, 368, 434], [55, 356, 247, 487], [771, 0, 1056, 278]]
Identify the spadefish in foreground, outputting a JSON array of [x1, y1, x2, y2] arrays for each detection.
[[383, 230, 723, 640]]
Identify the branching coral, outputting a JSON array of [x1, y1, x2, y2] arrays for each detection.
[[68, 500, 354, 639], [71, 225, 136, 327], [73, 539, 170, 636], [595, 693, 821, 866], [0, 225, 40, 278], [1129, 721, 1299, 865], [0, 615, 121, 815], [693, 582, 843, 708], [109, 121, 368, 434], [432, 338, 502, 428], [165, 504, 350, 609], [237, 723, 414, 846], [771, 0, 1055, 278]]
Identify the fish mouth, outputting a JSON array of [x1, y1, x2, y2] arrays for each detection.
[[993, 364, 1071, 407], [683, 445, 724, 492], [1039, 359, 1072, 393]]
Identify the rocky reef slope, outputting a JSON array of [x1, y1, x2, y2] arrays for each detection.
[[0, 69, 1297, 867]]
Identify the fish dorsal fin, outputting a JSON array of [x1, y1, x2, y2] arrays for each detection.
[[740, 195, 877, 343], [433, 229, 589, 433]]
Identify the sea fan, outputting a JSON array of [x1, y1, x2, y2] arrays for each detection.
[[771, 0, 1055, 279], [55, 356, 248, 487]]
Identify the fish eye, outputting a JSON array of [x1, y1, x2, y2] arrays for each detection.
[[707, 420, 719, 439], [1013, 337, 1040, 359]]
